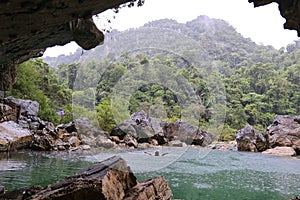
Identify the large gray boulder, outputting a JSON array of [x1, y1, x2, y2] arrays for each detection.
[[236, 125, 268, 152], [111, 110, 164, 144], [266, 115, 300, 154], [1, 96, 47, 131], [111, 110, 213, 147], [0, 121, 33, 151], [163, 121, 213, 146], [3, 96, 39, 117]]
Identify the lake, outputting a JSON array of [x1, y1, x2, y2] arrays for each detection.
[[0, 147, 299, 199]]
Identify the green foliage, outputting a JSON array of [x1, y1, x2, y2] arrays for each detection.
[[7, 59, 71, 124], [95, 98, 116, 131], [11, 16, 299, 141], [219, 124, 237, 142]]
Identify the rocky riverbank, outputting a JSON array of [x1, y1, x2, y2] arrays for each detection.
[[0, 96, 84, 152], [1, 96, 299, 159], [0, 98, 214, 153], [236, 115, 300, 156]]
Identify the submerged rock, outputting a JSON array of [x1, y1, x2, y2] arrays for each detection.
[[236, 125, 267, 152], [0, 156, 173, 200]]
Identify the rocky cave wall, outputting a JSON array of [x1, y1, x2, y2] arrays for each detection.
[[0, 0, 300, 90], [0, 0, 132, 90]]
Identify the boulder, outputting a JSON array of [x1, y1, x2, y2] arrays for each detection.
[[111, 111, 213, 148], [207, 141, 237, 151], [236, 125, 268, 152], [124, 177, 173, 200], [0, 103, 19, 123], [262, 147, 296, 156], [30, 134, 54, 151], [124, 135, 138, 148], [30, 122, 83, 151], [96, 136, 116, 149], [3, 96, 39, 117], [0, 156, 173, 200], [163, 121, 213, 146], [68, 136, 81, 147], [266, 115, 300, 154], [0, 121, 33, 152], [74, 118, 103, 137], [111, 110, 164, 143], [80, 134, 97, 147]]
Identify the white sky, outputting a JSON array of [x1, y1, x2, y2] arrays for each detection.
[[43, 0, 299, 57]]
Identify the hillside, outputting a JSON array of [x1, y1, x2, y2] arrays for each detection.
[[9, 15, 299, 140]]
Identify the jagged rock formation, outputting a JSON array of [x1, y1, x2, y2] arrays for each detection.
[[236, 124, 268, 152], [0, 0, 132, 90], [110, 110, 213, 148], [0, 156, 173, 200], [0, 96, 84, 152], [236, 115, 300, 155], [266, 115, 300, 154]]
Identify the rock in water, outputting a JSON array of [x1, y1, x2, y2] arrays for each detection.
[[236, 125, 267, 152], [124, 177, 173, 200], [0, 156, 173, 200], [266, 115, 300, 154]]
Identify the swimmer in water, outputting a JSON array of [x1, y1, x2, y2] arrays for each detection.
[[144, 150, 169, 156]]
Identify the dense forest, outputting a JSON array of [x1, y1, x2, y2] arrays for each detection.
[[8, 16, 300, 141]]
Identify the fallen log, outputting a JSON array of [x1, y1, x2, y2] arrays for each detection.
[[0, 156, 173, 200]]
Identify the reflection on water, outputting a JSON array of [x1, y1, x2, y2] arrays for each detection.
[[0, 151, 92, 192], [0, 148, 300, 200]]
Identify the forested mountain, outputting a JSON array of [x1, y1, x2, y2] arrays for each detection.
[[10, 16, 299, 140]]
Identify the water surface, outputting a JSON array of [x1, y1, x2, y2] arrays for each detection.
[[0, 148, 299, 200]]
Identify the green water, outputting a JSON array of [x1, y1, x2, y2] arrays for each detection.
[[0, 148, 299, 200]]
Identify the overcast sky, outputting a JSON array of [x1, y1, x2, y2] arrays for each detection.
[[43, 0, 299, 57]]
